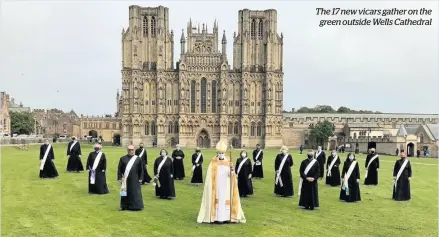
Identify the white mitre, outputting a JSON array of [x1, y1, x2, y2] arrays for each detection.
[[216, 139, 228, 153]]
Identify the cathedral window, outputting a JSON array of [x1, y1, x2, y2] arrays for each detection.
[[201, 78, 207, 113], [151, 16, 156, 37], [251, 122, 256, 136], [228, 122, 233, 135], [105, 123, 109, 129], [143, 16, 148, 36], [258, 19, 263, 38], [257, 122, 263, 136], [151, 121, 156, 135], [168, 122, 173, 133], [113, 123, 116, 129], [251, 19, 256, 37], [174, 122, 179, 133], [145, 122, 150, 135], [211, 80, 217, 113], [191, 80, 196, 113], [234, 122, 239, 134]]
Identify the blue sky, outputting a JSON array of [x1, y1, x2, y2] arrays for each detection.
[[1, 1, 437, 115]]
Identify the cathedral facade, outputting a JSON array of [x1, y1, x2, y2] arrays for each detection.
[[120, 5, 284, 148]]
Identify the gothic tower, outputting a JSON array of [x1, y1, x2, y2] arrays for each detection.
[[121, 5, 174, 146], [233, 9, 284, 147]]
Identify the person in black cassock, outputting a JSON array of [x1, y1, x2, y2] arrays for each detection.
[[172, 144, 185, 180], [39, 139, 59, 179], [393, 152, 412, 201], [274, 146, 294, 197], [298, 150, 320, 210], [252, 144, 264, 179], [326, 149, 341, 186], [86, 143, 109, 195], [154, 149, 176, 199], [235, 150, 253, 197], [314, 146, 326, 179], [66, 136, 84, 172], [190, 147, 204, 185], [135, 143, 152, 185], [118, 145, 144, 211], [364, 148, 379, 185], [340, 153, 361, 202]]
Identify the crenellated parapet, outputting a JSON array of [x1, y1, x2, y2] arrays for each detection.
[[282, 112, 438, 125]]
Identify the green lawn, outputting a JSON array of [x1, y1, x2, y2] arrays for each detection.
[[1, 144, 438, 237]]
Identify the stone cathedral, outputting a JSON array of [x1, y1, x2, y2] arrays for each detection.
[[120, 5, 284, 148]]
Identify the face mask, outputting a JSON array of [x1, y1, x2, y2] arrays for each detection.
[[241, 153, 247, 157], [161, 152, 166, 157], [176, 147, 180, 150], [94, 147, 100, 151], [349, 156, 354, 160], [332, 152, 336, 156], [318, 148, 322, 151], [282, 151, 286, 154], [307, 154, 313, 159], [218, 153, 225, 159]]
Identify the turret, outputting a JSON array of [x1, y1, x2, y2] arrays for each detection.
[[221, 30, 227, 56], [180, 29, 186, 55]]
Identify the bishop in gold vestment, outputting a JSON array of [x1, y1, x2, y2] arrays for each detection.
[[197, 140, 246, 224]]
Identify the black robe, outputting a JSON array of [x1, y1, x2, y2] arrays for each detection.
[[66, 141, 84, 172], [86, 151, 109, 195], [325, 155, 341, 186], [154, 156, 176, 198], [135, 148, 152, 184], [117, 155, 144, 211], [190, 153, 203, 184], [39, 144, 59, 178], [252, 149, 264, 178], [235, 157, 254, 197], [314, 150, 326, 178], [298, 158, 320, 209], [171, 149, 185, 179], [274, 153, 294, 197], [340, 159, 361, 202], [364, 154, 380, 185], [392, 159, 412, 201]]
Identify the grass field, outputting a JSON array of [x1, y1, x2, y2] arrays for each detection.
[[1, 144, 438, 237]]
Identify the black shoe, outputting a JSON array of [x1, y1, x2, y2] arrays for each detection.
[[310, 207, 314, 210]]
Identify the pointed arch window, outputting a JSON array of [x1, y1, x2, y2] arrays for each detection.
[[151, 121, 156, 135], [258, 19, 263, 38], [145, 122, 150, 135], [143, 16, 148, 36], [211, 80, 217, 113], [151, 16, 156, 37], [420, 133, 424, 143], [251, 19, 256, 37], [201, 78, 207, 113], [251, 122, 256, 136], [191, 80, 196, 113], [234, 122, 239, 134], [257, 122, 263, 136], [228, 122, 233, 135], [174, 122, 179, 133], [168, 122, 173, 133]]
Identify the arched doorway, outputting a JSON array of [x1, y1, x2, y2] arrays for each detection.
[[368, 141, 377, 150], [113, 134, 121, 146], [231, 138, 240, 148], [197, 129, 210, 148], [170, 137, 178, 147], [89, 130, 98, 138], [329, 140, 337, 150], [407, 143, 415, 157]]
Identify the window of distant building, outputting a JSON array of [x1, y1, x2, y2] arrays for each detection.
[[211, 80, 217, 113], [191, 80, 196, 113], [201, 78, 207, 113]]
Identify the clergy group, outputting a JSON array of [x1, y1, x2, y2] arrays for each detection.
[[38, 137, 413, 224]]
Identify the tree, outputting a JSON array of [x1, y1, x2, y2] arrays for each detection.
[[297, 107, 311, 113], [10, 111, 35, 135], [308, 120, 335, 149], [337, 106, 351, 113], [314, 105, 335, 113]]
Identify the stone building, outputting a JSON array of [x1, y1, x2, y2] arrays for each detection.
[[282, 112, 438, 156], [8, 97, 31, 113], [0, 92, 11, 134], [33, 109, 81, 137], [80, 114, 122, 143], [119, 5, 284, 148]]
